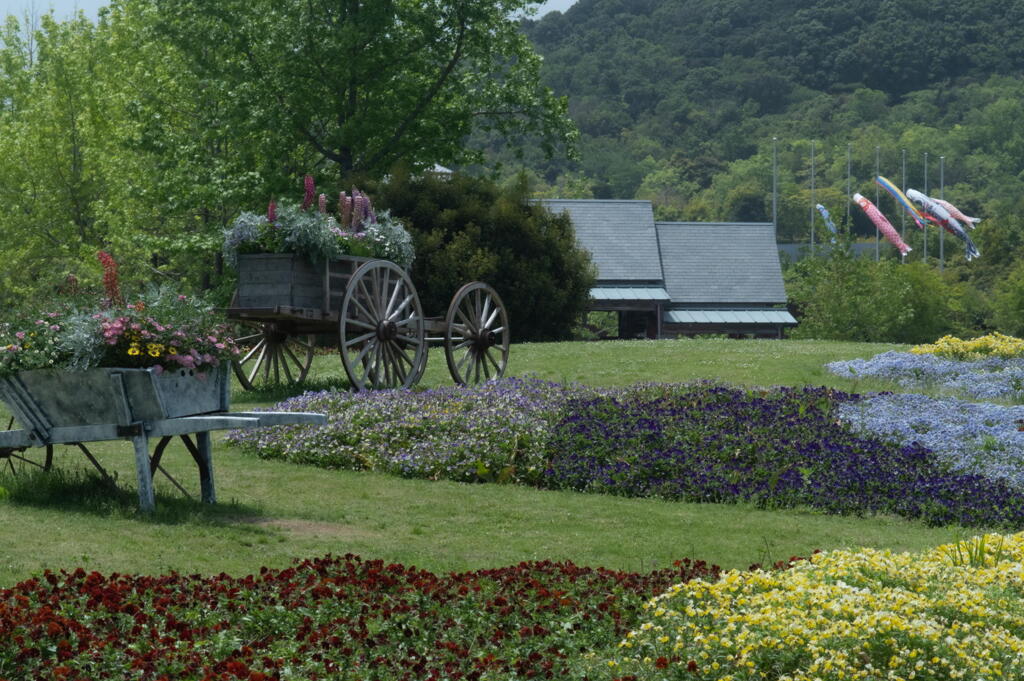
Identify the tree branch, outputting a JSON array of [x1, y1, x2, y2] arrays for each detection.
[[361, 13, 468, 171]]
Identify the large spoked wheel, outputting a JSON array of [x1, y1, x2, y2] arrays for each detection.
[[231, 321, 315, 391], [339, 260, 426, 391], [444, 282, 509, 386]]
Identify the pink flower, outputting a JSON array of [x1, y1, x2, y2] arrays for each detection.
[[215, 342, 226, 350], [152, 364, 164, 376], [267, 199, 277, 222], [49, 324, 60, 331], [15, 332, 25, 340]]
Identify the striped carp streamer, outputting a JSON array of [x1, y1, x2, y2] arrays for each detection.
[[875, 175, 928, 230], [907, 189, 981, 260], [853, 193, 912, 256], [815, 204, 838, 244], [933, 198, 981, 228]]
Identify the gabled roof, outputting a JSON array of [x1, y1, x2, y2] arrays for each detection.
[[539, 200, 663, 282], [656, 222, 787, 304]]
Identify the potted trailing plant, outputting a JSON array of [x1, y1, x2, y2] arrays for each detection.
[[223, 176, 415, 312], [0, 253, 240, 430]]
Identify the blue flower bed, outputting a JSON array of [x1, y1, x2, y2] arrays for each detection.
[[230, 378, 1024, 529], [827, 350, 1024, 401], [838, 392, 1024, 490]]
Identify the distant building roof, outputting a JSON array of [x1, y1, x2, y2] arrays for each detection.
[[656, 222, 787, 305], [539, 199, 663, 282]]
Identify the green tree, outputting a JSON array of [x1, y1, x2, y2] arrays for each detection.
[[376, 170, 595, 341], [150, 0, 576, 178], [0, 13, 108, 303]]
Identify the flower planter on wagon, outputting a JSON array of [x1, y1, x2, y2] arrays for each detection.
[[0, 364, 325, 511], [227, 254, 511, 391]]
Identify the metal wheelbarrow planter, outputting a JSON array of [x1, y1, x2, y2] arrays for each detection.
[[0, 365, 325, 511]]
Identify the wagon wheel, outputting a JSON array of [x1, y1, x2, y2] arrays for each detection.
[[339, 260, 426, 391], [444, 282, 509, 386], [231, 321, 315, 391]]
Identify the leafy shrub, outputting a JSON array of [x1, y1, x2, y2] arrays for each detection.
[[785, 250, 961, 343], [375, 170, 596, 342]]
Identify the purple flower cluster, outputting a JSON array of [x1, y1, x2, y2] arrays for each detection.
[[231, 379, 1024, 528], [539, 383, 1024, 527], [827, 351, 1024, 400], [837, 392, 1024, 490], [226, 377, 595, 482]]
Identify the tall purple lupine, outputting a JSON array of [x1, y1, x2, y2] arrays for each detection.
[[302, 175, 316, 211], [342, 194, 352, 228], [318, 193, 327, 214], [267, 199, 277, 223], [353, 194, 367, 230]]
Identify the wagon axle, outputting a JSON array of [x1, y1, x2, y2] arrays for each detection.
[[377, 320, 400, 342]]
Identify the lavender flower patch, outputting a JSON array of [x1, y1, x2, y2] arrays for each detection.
[[227, 377, 598, 482], [827, 351, 1024, 401], [838, 393, 1024, 489]]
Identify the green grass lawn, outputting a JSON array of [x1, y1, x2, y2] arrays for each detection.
[[1, 337, 963, 587]]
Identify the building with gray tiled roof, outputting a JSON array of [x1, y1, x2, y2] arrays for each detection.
[[537, 199, 796, 338]]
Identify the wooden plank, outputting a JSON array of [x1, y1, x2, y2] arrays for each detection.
[[0, 429, 33, 448], [227, 411, 327, 427]]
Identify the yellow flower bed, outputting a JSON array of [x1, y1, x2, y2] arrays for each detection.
[[611, 534, 1024, 680], [910, 332, 1024, 360]]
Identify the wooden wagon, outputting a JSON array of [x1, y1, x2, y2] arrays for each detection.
[[226, 254, 510, 391]]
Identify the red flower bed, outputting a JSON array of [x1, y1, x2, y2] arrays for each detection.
[[0, 554, 728, 681]]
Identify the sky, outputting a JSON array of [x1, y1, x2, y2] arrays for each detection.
[[3, 0, 578, 21]]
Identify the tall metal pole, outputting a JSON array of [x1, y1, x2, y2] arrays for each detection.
[[939, 156, 945, 271], [900, 149, 907, 248], [846, 143, 852, 226], [874, 145, 880, 261], [810, 141, 816, 257], [772, 137, 778, 235], [923, 152, 928, 264]]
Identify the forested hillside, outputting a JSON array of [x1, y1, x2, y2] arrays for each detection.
[[518, 0, 1024, 238]]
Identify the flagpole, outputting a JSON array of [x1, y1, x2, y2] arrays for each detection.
[[923, 152, 929, 264], [939, 156, 945, 271], [810, 140, 816, 257], [874, 146, 880, 261], [772, 137, 778, 237]]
